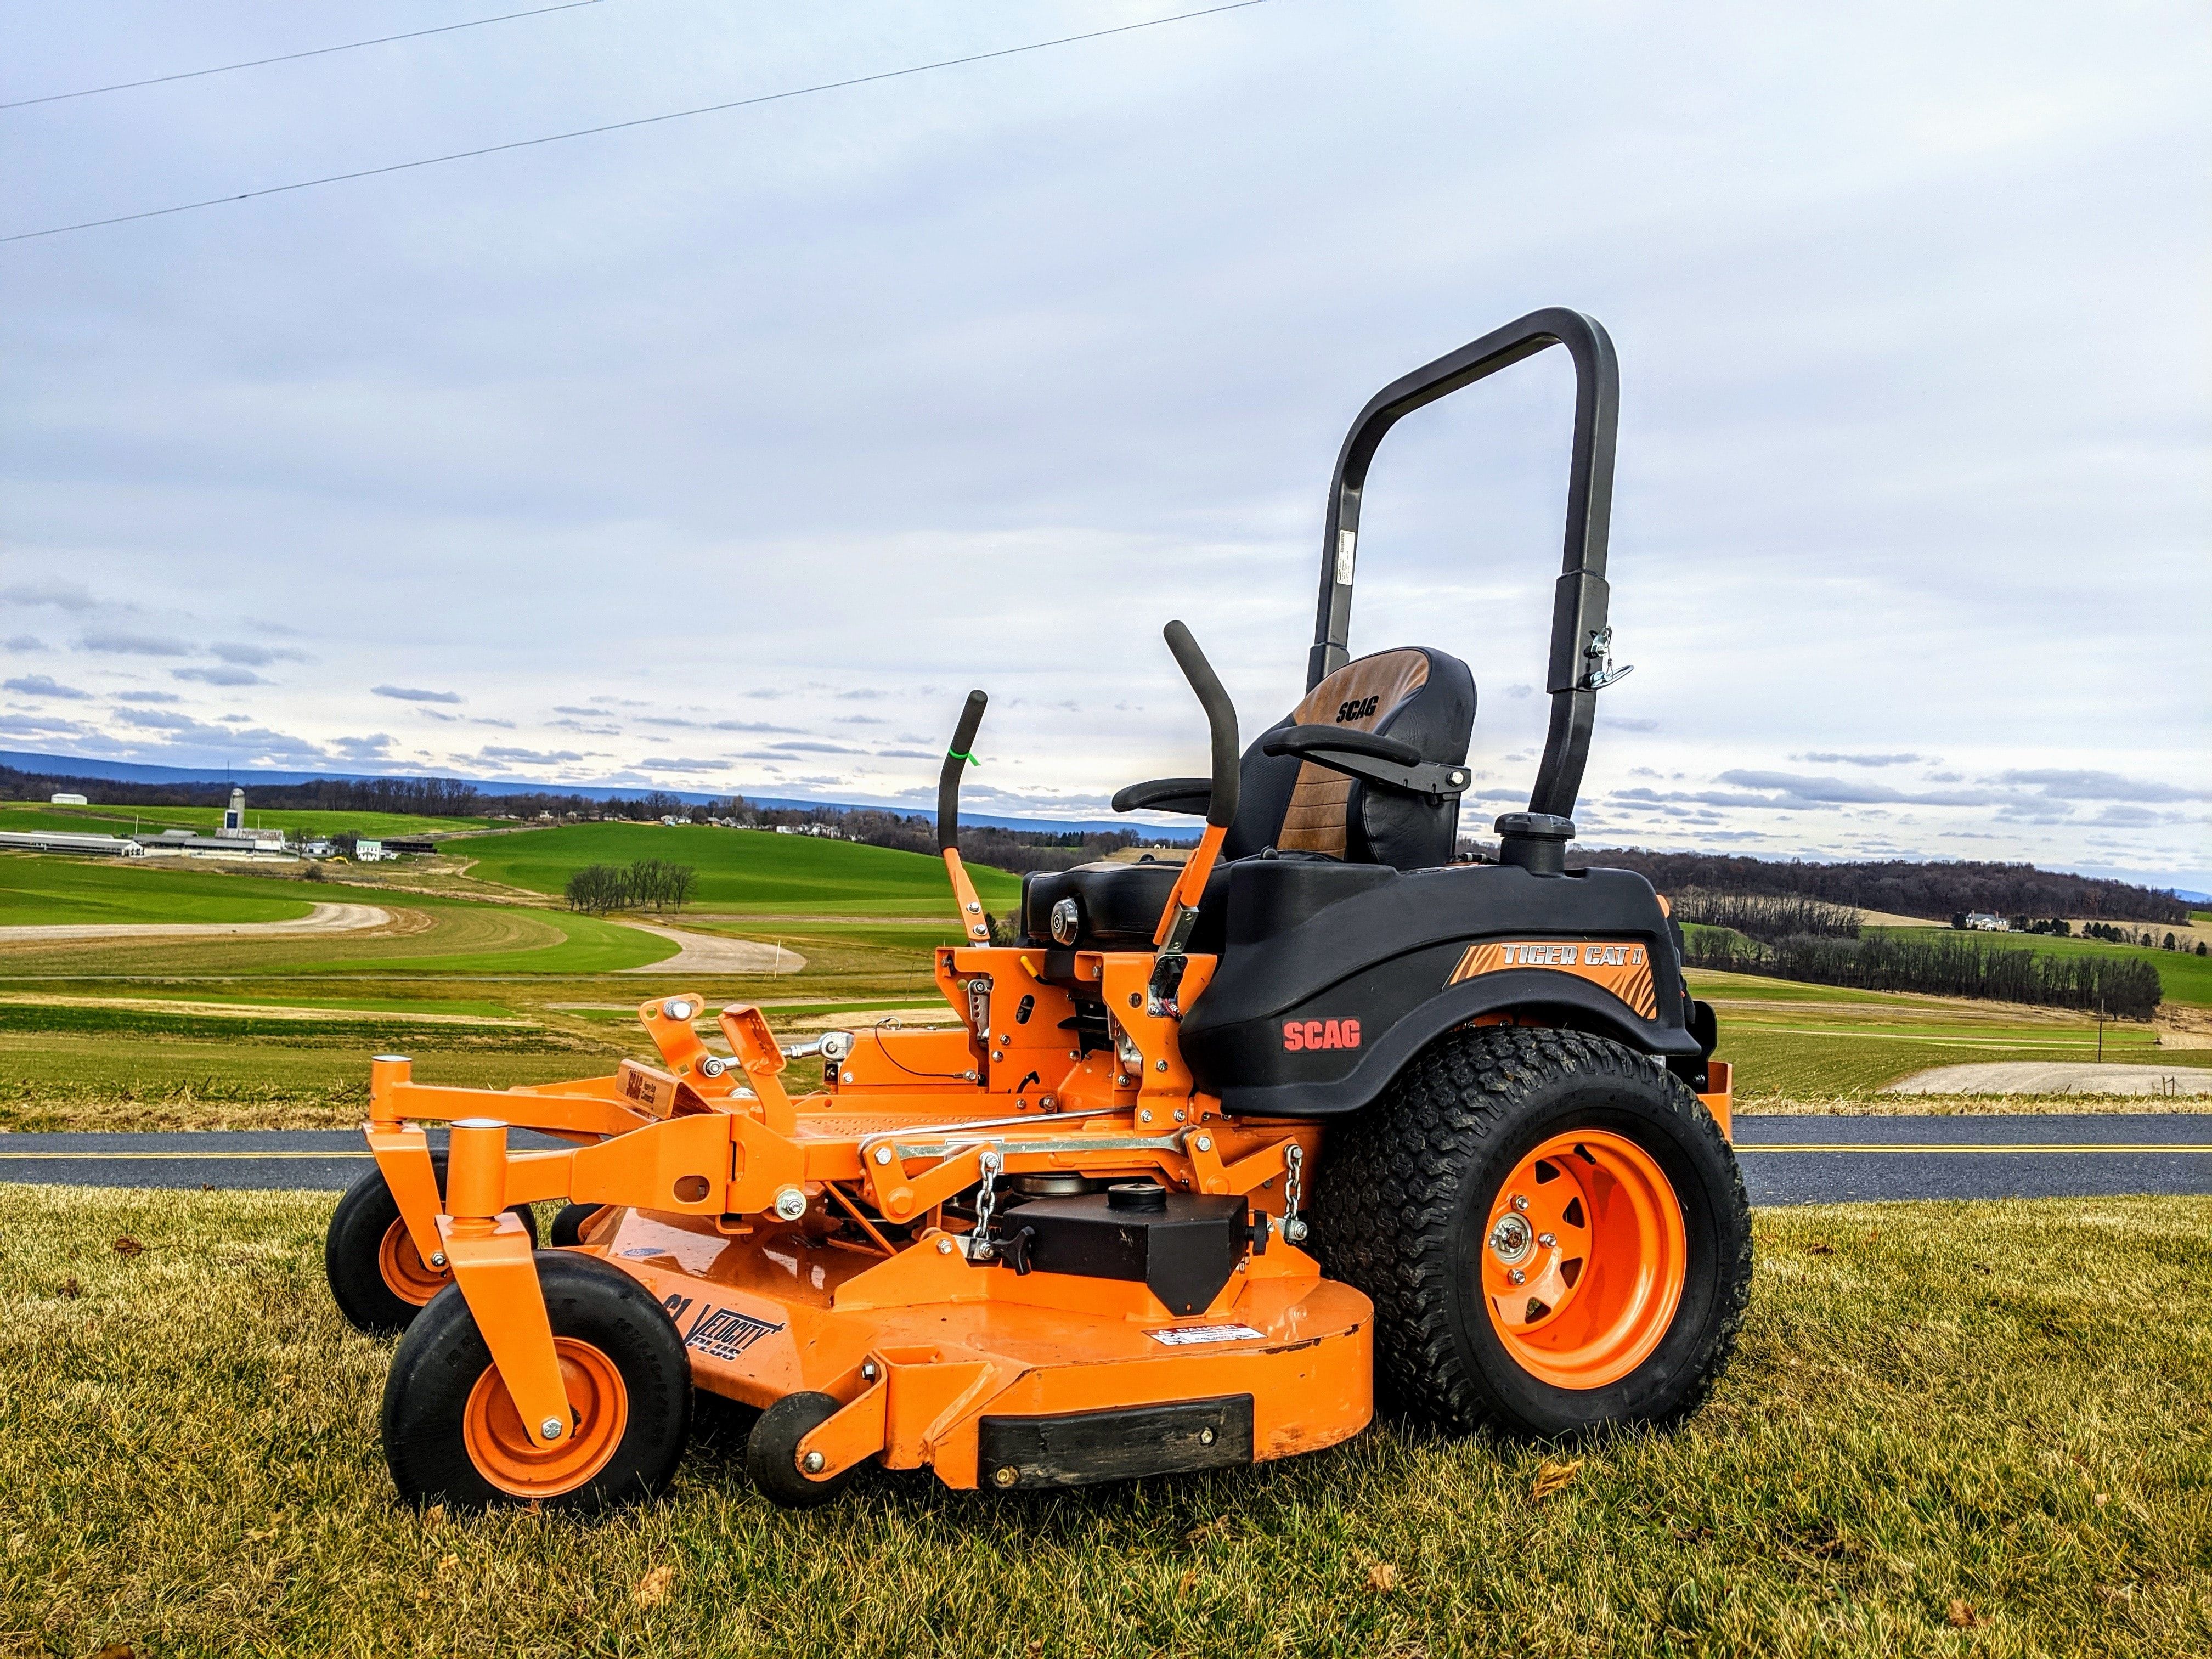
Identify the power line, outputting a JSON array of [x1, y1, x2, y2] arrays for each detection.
[[1, 1, 614, 112], [2, 1, 1271, 246]]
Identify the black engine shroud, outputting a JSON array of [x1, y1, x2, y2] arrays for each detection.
[[1026, 854, 1707, 1118]]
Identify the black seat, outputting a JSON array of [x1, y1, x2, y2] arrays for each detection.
[[1021, 647, 1475, 951]]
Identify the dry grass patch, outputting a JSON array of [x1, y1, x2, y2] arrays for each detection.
[[2, 1187, 2207, 1656]]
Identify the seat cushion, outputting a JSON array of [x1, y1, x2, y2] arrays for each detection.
[[1225, 647, 1475, 870]]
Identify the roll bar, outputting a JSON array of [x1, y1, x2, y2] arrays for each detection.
[[936, 690, 989, 853], [1308, 307, 1621, 820]]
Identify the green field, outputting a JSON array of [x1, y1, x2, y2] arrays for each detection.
[[0, 801, 497, 837], [0, 851, 316, 927], [455, 823, 1023, 916], [1689, 968, 2208, 1099], [3, 1184, 2204, 1657]]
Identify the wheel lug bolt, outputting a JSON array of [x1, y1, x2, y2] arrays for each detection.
[[1538, 1233, 1556, 1248], [1509, 1268, 1526, 1285], [1510, 1194, 1529, 1213]]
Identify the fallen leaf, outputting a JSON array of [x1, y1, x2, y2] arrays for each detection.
[[94, 1645, 134, 1659], [633, 1564, 676, 1607], [1176, 1566, 1198, 1598], [436, 1554, 460, 1573], [1947, 1599, 1982, 1628], [1366, 1562, 1398, 1593], [58, 1277, 80, 1299], [111, 1237, 144, 1257], [1806, 1243, 1836, 1255], [2095, 1493, 2109, 1506], [425, 1503, 446, 1527], [1532, 1459, 1582, 1500]]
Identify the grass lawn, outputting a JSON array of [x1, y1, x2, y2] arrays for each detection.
[[455, 823, 1023, 917], [1688, 969, 2211, 1099], [1, 1186, 2204, 1657], [0, 853, 316, 928]]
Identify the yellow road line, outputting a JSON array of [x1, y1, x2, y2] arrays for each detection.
[[1738, 1143, 2212, 1154], [0, 1150, 370, 1160]]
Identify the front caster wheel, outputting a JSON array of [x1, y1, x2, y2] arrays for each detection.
[[325, 1152, 540, 1335], [381, 1253, 692, 1511], [747, 1391, 858, 1510], [549, 1203, 612, 1248]]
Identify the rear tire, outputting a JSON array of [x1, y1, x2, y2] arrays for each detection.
[[1312, 1026, 1751, 1438], [325, 1152, 540, 1336], [381, 1252, 692, 1511]]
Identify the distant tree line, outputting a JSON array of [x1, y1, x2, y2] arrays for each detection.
[[1671, 890, 1860, 941], [565, 859, 697, 915], [1684, 928, 2163, 1019], [1563, 847, 2190, 926]]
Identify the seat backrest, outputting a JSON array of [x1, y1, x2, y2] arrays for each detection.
[[1224, 646, 1475, 869]]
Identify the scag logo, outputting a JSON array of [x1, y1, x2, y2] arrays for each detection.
[[1334, 695, 1381, 723], [1283, 1018, 1361, 1052]]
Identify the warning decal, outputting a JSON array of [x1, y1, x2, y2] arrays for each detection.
[[1147, 1323, 1267, 1347]]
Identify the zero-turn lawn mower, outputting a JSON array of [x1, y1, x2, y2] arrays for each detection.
[[326, 307, 1751, 1510]]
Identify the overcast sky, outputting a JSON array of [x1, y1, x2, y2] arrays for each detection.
[[2, 1, 2207, 886]]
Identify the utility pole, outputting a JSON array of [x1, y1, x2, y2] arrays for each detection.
[[2096, 1003, 2104, 1063]]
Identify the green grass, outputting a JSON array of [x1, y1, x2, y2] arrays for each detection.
[[0, 852, 315, 927], [1688, 968, 2210, 1099], [0, 802, 499, 837], [1, 1186, 2204, 1656], [455, 823, 1023, 917]]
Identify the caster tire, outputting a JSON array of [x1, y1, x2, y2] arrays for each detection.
[[747, 1391, 857, 1510], [549, 1203, 611, 1248], [1312, 1026, 1751, 1439], [382, 1252, 692, 1511], [325, 1151, 539, 1336]]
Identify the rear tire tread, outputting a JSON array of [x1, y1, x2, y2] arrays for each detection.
[[1312, 1025, 1751, 1435]]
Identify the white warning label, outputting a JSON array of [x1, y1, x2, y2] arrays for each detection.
[[1147, 1323, 1267, 1346]]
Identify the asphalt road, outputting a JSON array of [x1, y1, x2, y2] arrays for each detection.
[[0, 1116, 2204, 1205]]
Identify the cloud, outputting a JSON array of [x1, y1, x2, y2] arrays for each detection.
[[477, 745, 586, 765], [328, 733, 396, 759], [637, 755, 729, 771], [112, 690, 182, 704], [77, 630, 191, 657], [0, 712, 91, 737], [2, 674, 91, 699], [172, 665, 268, 686], [1, 583, 98, 612], [874, 748, 939, 760], [1792, 752, 1929, 767], [210, 641, 309, 667], [1714, 770, 2000, 808], [373, 685, 465, 704], [1994, 769, 2207, 803], [3, 635, 47, 652]]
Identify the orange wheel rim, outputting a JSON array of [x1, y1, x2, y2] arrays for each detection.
[[377, 1218, 449, 1306], [462, 1339, 628, 1498], [1480, 1130, 1686, 1390]]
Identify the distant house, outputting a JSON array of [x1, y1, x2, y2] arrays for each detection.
[[1963, 912, 2007, 931], [49, 792, 88, 806], [382, 837, 437, 854], [297, 838, 335, 858], [352, 838, 393, 862]]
